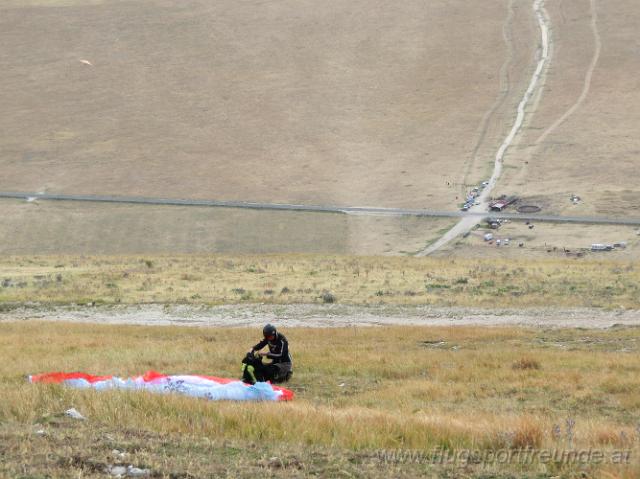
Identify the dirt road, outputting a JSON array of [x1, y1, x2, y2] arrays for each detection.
[[3, 304, 640, 329], [418, 0, 551, 256]]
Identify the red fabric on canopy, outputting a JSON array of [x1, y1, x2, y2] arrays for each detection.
[[29, 370, 294, 401]]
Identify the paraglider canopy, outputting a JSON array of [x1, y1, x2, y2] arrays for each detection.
[[29, 371, 294, 402]]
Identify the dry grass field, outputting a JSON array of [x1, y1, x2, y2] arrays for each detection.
[[1, 0, 637, 256], [2, 4, 639, 477], [1, 254, 639, 309], [0, 0, 524, 210], [1, 322, 639, 477], [0, 199, 455, 256], [498, 0, 640, 217], [0, 0, 531, 256]]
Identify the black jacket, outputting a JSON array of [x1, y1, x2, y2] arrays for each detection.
[[252, 333, 292, 364]]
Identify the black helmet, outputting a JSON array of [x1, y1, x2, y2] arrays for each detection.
[[263, 323, 277, 339]]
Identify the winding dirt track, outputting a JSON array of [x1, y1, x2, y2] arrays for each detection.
[[418, 0, 551, 256], [534, 0, 600, 145]]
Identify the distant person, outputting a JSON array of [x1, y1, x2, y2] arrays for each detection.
[[242, 324, 292, 384]]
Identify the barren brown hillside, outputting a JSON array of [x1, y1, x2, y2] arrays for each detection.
[[0, 0, 531, 210], [499, 0, 640, 217], [1, 0, 637, 256]]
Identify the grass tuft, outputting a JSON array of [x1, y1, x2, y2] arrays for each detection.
[[511, 357, 541, 370]]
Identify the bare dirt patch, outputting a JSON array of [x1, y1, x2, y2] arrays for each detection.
[[3, 303, 640, 329], [438, 220, 640, 260], [516, 204, 541, 213]]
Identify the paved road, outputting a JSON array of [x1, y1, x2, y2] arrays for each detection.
[[2, 191, 640, 226]]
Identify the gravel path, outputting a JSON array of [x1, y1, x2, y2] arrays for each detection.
[[3, 304, 640, 329]]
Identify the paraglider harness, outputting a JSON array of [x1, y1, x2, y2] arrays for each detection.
[[241, 351, 291, 385]]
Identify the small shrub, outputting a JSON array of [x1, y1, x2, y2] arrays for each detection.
[[595, 429, 629, 446], [232, 288, 246, 295], [0, 303, 20, 313], [264, 289, 274, 295], [600, 380, 632, 395], [280, 287, 291, 295], [512, 358, 541, 370], [455, 277, 469, 284], [511, 419, 543, 449], [322, 292, 336, 304], [180, 273, 202, 281]]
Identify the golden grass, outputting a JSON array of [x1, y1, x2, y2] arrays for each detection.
[[1, 254, 639, 308], [0, 321, 639, 477], [512, 357, 542, 370], [1, 253, 639, 475]]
